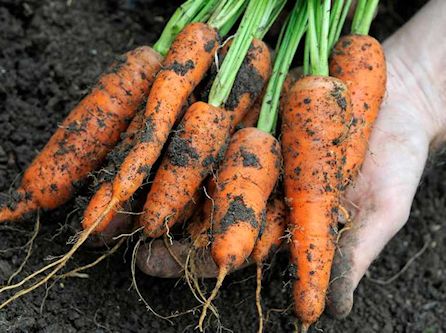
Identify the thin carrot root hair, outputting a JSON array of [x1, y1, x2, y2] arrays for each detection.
[[256, 264, 264, 333], [0, 198, 119, 309], [56, 236, 126, 279], [160, 235, 220, 320], [6, 210, 41, 285], [197, 268, 228, 332]]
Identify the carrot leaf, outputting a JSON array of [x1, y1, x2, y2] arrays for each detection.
[[257, 0, 308, 135], [208, 0, 283, 108], [153, 0, 217, 56], [207, 0, 248, 36], [353, 0, 379, 35]]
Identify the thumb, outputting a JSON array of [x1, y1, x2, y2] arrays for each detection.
[[326, 94, 431, 319]]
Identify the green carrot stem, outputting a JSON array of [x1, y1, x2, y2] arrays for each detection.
[[351, 0, 367, 33], [328, 0, 344, 52], [257, 1, 308, 134], [319, 0, 330, 73], [192, 0, 220, 23], [307, 0, 321, 75], [218, 2, 248, 36], [333, 0, 352, 45], [353, 0, 379, 35], [256, 0, 287, 40], [208, 0, 248, 34], [208, 0, 281, 108], [303, 31, 310, 76], [153, 0, 211, 56], [328, 0, 353, 55]]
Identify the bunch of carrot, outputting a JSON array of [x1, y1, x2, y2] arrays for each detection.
[[0, 0, 387, 331]]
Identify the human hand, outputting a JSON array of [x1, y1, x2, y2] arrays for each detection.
[[327, 0, 446, 318]]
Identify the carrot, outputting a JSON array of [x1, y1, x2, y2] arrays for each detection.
[[330, 2, 386, 183], [138, 101, 230, 238], [139, 38, 271, 239], [198, 127, 281, 328], [251, 196, 286, 333], [282, 1, 352, 330], [0, 46, 162, 223]]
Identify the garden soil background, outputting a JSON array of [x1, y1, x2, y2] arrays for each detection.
[[0, 0, 444, 332]]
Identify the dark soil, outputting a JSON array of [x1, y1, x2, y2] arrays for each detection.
[[0, 0, 444, 332]]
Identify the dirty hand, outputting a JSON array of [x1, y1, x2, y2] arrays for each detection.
[[327, 0, 446, 318]]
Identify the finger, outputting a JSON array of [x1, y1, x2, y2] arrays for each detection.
[[136, 239, 219, 278], [327, 94, 431, 318]]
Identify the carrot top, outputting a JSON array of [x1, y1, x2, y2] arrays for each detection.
[[153, 0, 218, 56], [153, 0, 247, 56], [304, 0, 352, 76], [351, 0, 380, 35], [208, 0, 286, 108], [328, 0, 353, 53], [207, 0, 248, 36], [257, 0, 308, 135]]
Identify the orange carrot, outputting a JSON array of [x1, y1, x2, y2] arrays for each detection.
[[138, 101, 230, 238], [138, 39, 271, 239], [282, 76, 352, 328], [330, 34, 386, 183], [0, 47, 162, 223], [251, 197, 286, 333], [282, 2, 355, 329], [198, 127, 281, 329], [235, 94, 262, 129], [251, 197, 287, 263]]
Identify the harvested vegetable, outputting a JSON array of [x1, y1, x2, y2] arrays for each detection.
[[251, 197, 287, 333], [282, 1, 352, 330], [0, 46, 162, 223]]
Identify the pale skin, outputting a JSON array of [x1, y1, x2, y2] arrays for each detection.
[[105, 0, 446, 320]]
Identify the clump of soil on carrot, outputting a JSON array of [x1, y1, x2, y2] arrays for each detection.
[[0, 0, 444, 332]]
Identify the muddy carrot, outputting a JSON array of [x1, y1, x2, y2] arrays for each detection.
[[197, 1, 293, 330], [330, 0, 386, 183], [282, 1, 352, 330], [251, 4, 309, 332], [251, 197, 286, 333], [0, 46, 162, 223]]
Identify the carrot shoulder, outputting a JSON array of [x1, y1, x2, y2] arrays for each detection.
[[0, 46, 162, 222]]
